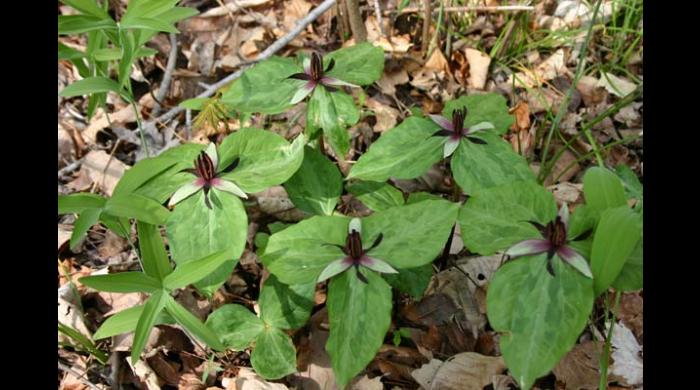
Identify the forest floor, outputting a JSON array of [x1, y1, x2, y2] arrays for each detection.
[[58, 0, 643, 389]]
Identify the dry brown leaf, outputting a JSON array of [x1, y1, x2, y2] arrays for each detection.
[[609, 321, 643, 387], [59, 356, 107, 390], [98, 230, 128, 258], [464, 48, 491, 90], [254, 186, 305, 222], [79, 150, 128, 196], [58, 283, 91, 343], [101, 292, 145, 316], [365, 16, 412, 53], [82, 106, 136, 144], [491, 374, 518, 390], [526, 87, 563, 114], [240, 28, 267, 59], [290, 309, 338, 390], [58, 225, 73, 250], [576, 75, 608, 107], [350, 375, 383, 390], [224, 367, 289, 390], [597, 72, 636, 98], [509, 101, 531, 133], [425, 49, 450, 73], [544, 149, 580, 186], [59, 124, 75, 163], [617, 293, 643, 342], [283, 0, 313, 30], [376, 69, 409, 96], [366, 98, 399, 132], [179, 372, 206, 390], [411, 353, 505, 390], [552, 341, 603, 390], [509, 49, 569, 88], [548, 182, 584, 206], [127, 356, 162, 390]]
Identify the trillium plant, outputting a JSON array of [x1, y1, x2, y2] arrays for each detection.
[[59, 14, 643, 387], [506, 203, 593, 278], [288, 52, 358, 105], [429, 106, 493, 157], [169, 143, 247, 209]]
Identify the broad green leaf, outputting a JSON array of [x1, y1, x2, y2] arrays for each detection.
[[58, 42, 88, 61], [612, 239, 643, 291], [117, 28, 138, 88], [158, 6, 200, 23], [123, 0, 179, 20], [164, 295, 225, 350], [251, 328, 297, 380], [307, 87, 350, 157], [406, 191, 444, 204], [92, 47, 122, 61], [136, 47, 158, 58], [59, 76, 123, 97], [284, 146, 342, 215], [60, 0, 110, 18], [220, 57, 300, 114], [383, 263, 433, 298], [58, 193, 107, 214], [347, 181, 404, 211], [166, 191, 247, 294], [567, 204, 597, 241], [113, 156, 180, 197], [104, 193, 170, 225], [325, 42, 385, 85], [362, 199, 459, 268], [93, 305, 175, 340], [348, 117, 443, 182], [137, 222, 173, 280], [590, 206, 642, 296], [99, 214, 131, 238], [326, 268, 392, 387], [163, 248, 236, 291], [262, 216, 349, 285], [132, 290, 168, 362], [179, 97, 209, 110], [583, 167, 627, 214], [259, 275, 315, 329], [206, 304, 265, 350], [451, 132, 535, 195], [218, 128, 305, 193], [132, 145, 205, 203], [615, 165, 643, 200], [70, 208, 102, 250], [121, 17, 178, 33], [80, 272, 161, 293], [458, 181, 557, 255], [58, 15, 118, 35], [58, 322, 108, 364], [487, 254, 594, 390], [443, 94, 514, 135]]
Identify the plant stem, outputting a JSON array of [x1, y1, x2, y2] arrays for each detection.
[[538, 0, 603, 183], [421, 0, 432, 57], [599, 290, 622, 390], [128, 92, 151, 158]]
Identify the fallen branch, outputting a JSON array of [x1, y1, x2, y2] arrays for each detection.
[[145, 0, 337, 131], [58, 157, 86, 178], [393, 4, 534, 14], [58, 362, 102, 390], [151, 33, 179, 117]]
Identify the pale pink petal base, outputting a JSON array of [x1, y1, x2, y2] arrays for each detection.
[[505, 239, 551, 258], [557, 246, 592, 278], [466, 121, 495, 134], [212, 178, 248, 199], [169, 179, 204, 207], [290, 81, 317, 104], [204, 143, 218, 168], [320, 76, 358, 88], [317, 257, 353, 282], [361, 256, 398, 274], [429, 114, 454, 131]]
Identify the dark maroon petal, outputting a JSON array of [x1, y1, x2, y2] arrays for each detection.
[[431, 129, 454, 137], [571, 228, 593, 242], [355, 266, 369, 284], [546, 257, 556, 276], [366, 233, 383, 252], [287, 72, 312, 81]]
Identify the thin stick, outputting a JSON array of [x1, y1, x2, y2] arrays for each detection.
[[346, 0, 368, 42], [373, 0, 385, 37], [152, 33, 178, 117], [58, 156, 86, 178], [395, 4, 534, 14], [421, 0, 431, 57], [58, 362, 102, 390], [144, 0, 338, 131]]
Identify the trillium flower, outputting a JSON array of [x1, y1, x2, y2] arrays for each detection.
[[429, 107, 495, 158], [168, 143, 248, 209], [287, 52, 359, 105], [505, 204, 593, 278], [318, 218, 398, 284]]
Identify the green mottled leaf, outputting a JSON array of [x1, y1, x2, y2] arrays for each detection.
[[348, 117, 443, 182], [346, 181, 404, 211], [306, 87, 352, 157], [104, 193, 170, 225], [451, 131, 535, 194], [383, 263, 433, 298], [166, 191, 247, 295], [458, 181, 557, 255], [259, 275, 315, 329], [206, 304, 264, 350], [326, 268, 392, 388], [487, 254, 594, 390], [443, 94, 514, 135], [612, 239, 642, 291], [590, 206, 642, 296], [251, 327, 297, 379], [284, 146, 342, 215], [362, 199, 459, 268], [218, 128, 305, 193], [325, 42, 385, 85]]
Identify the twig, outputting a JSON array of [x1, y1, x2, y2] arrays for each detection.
[[373, 0, 385, 37], [144, 0, 338, 132], [152, 33, 179, 117], [396, 4, 535, 14], [58, 157, 86, 178], [58, 361, 102, 390], [346, 0, 367, 42], [421, 0, 431, 57]]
